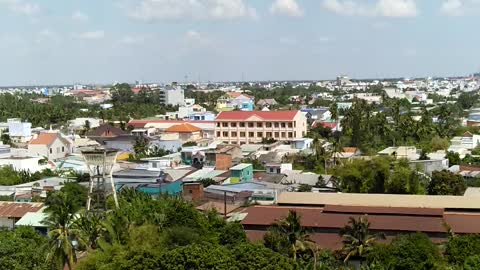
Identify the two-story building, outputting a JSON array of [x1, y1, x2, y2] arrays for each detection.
[[214, 111, 307, 145], [27, 132, 73, 161]]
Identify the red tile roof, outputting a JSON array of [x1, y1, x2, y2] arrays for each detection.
[[165, 123, 202, 133], [215, 111, 299, 121], [128, 120, 215, 129], [0, 202, 43, 218], [341, 147, 358, 153], [29, 133, 61, 146], [313, 121, 337, 129]]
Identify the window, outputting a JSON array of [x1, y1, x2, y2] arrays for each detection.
[[257, 122, 263, 128], [231, 132, 237, 137], [222, 122, 228, 127], [266, 122, 272, 128], [231, 122, 237, 127], [152, 162, 158, 168], [281, 132, 286, 138], [288, 123, 293, 128], [288, 132, 293, 138], [274, 132, 279, 138], [240, 132, 246, 137], [281, 123, 286, 128], [189, 190, 193, 194], [216, 122, 220, 127], [257, 132, 263, 137], [266, 132, 272, 138], [249, 132, 254, 137], [217, 131, 221, 137], [274, 122, 279, 128], [240, 122, 245, 127], [49, 148, 52, 154], [248, 122, 254, 128], [223, 132, 228, 137], [62, 146, 65, 152]]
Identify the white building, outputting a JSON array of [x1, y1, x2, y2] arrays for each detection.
[[161, 86, 185, 106], [8, 119, 32, 143]]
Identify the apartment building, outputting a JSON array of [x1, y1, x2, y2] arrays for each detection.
[[214, 111, 307, 144]]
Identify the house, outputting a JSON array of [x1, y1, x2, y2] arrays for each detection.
[[449, 131, 480, 151], [28, 132, 72, 161], [7, 119, 32, 143], [88, 124, 128, 138], [204, 144, 243, 170], [333, 147, 362, 161], [301, 108, 332, 123], [229, 163, 253, 184], [0, 156, 52, 173], [165, 123, 203, 143], [378, 146, 419, 160], [216, 92, 254, 112], [0, 202, 44, 229], [188, 111, 215, 121], [291, 138, 313, 150], [214, 111, 308, 145], [265, 163, 292, 174], [256, 99, 278, 109]]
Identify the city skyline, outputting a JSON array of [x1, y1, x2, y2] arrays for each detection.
[[1, 0, 479, 85]]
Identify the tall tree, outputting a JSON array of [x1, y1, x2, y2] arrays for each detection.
[[340, 216, 383, 263]]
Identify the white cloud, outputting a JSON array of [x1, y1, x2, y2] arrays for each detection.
[[128, 0, 257, 21], [73, 31, 105, 40], [440, 0, 480, 16], [0, 0, 40, 15], [270, 0, 303, 17], [72, 11, 89, 22], [322, 0, 417, 17]]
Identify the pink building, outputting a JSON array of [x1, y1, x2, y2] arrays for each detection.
[[214, 111, 307, 145]]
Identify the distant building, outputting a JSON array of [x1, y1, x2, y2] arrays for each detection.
[[214, 111, 307, 144], [216, 92, 254, 112], [8, 119, 32, 143], [161, 86, 185, 106], [229, 163, 253, 184]]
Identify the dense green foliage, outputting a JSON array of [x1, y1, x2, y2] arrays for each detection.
[[445, 235, 480, 266], [0, 227, 49, 270], [366, 233, 443, 270], [427, 170, 466, 195], [334, 157, 428, 194], [0, 167, 58, 186]]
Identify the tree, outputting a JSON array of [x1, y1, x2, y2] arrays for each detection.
[[83, 120, 91, 135], [447, 151, 461, 166], [264, 210, 315, 260], [445, 234, 480, 266], [133, 136, 149, 156], [43, 191, 83, 270], [200, 178, 216, 187], [1, 133, 12, 146], [0, 226, 49, 270], [367, 233, 443, 270], [427, 170, 466, 195], [340, 216, 382, 263]]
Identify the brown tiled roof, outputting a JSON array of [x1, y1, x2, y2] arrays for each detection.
[[323, 205, 444, 217], [0, 202, 43, 218], [240, 205, 480, 234], [165, 123, 202, 133], [342, 147, 358, 153], [89, 124, 127, 137], [29, 133, 60, 146]]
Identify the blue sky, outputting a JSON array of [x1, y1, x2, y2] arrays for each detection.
[[0, 0, 479, 85]]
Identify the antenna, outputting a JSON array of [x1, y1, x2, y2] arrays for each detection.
[[81, 147, 119, 216]]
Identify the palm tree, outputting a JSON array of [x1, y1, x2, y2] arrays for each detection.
[[340, 215, 383, 263], [43, 191, 83, 270], [72, 212, 105, 250], [268, 210, 315, 261]]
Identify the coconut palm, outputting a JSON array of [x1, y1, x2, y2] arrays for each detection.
[[340, 215, 384, 263], [268, 210, 315, 261], [43, 191, 83, 270]]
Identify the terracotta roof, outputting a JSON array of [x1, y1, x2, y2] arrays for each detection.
[[215, 111, 299, 121], [29, 133, 63, 146], [342, 147, 358, 153], [128, 120, 215, 129], [165, 123, 202, 133], [0, 202, 43, 218], [312, 121, 337, 129]]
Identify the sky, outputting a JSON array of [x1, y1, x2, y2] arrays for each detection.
[[0, 0, 479, 85]]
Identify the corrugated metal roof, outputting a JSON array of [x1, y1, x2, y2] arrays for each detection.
[[0, 202, 43, 218]]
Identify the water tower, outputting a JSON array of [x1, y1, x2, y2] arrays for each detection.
[[81, 148, 119, 215]]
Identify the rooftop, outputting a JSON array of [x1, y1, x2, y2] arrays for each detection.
[[230, 163, 253, 170], [215, 110, 299, 121], [278, 192, 480, 210], [0, 202, 43, 218], [165, 123, 202, 133]]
